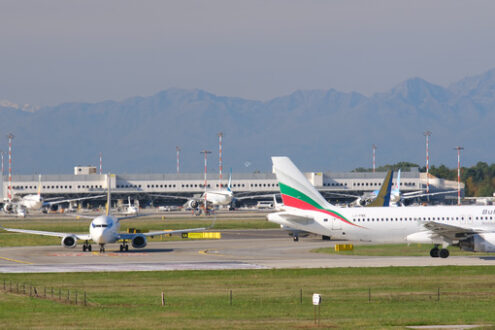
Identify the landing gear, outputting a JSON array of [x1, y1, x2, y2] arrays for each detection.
[[82, 241, 92, 252], [293, 234, 299, 242], [430, 245, 450, 258], [99, 244, 105, 253], [439, 248, 450, 258], [430, 246, 439, 258], [119, 241, 129, 252]]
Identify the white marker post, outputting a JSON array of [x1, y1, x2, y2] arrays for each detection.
[[312, 293, 321, 325]]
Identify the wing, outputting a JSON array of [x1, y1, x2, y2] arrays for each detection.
[[44, 194, 106, 206], [117, 227, 207, 240], [0, 225, 90, 240], [402, 190, 458, 200], [422, 221, 480, 241]]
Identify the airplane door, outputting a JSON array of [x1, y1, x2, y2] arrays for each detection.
[[332, 218, 342, 230]]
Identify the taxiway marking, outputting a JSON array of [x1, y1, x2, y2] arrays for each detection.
[[0, 256, 33, 264]]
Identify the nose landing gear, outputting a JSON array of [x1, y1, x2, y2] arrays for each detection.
[[119, 241, 129, 252], [82, 241, 92, 252]]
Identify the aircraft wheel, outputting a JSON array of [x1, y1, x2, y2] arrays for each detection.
[[430, 247, 439, 258], [293, 235, 299, 242], [125, 245, 129, 252], [88, 245, 92, 252], [82, 245, 87, 252], [439, 249, 450, 259], [119, 245, 123, 252]]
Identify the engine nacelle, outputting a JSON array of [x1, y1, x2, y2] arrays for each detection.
[[187, 200, 199, 209], [459, 233, 495, 252], [406, 231, 444, 245], [3, 203, 14, 213], [61, 235, 77, 248], [131, 234, 147, 249]]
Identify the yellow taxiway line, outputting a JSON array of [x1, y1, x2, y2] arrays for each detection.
[[0, 256, 33, 264]]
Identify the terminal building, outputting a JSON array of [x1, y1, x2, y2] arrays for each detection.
[[1, 165, 462, 208]]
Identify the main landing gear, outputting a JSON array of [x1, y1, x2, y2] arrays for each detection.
[[430, 245, 450, 258], [99, 244, 105, 253], [119, 241, 129, 252], [82, 241, 92, 252]]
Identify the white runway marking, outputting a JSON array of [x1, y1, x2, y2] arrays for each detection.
[[0, 262, 268, 273]]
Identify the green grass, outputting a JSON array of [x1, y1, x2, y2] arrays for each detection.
[[0, 216, 277, 247], [1, 267, 495, 328], [313, 244, 494, 257]]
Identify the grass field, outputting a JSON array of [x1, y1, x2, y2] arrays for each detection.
[[312, 243, 494, 257], [0, 216, 277, 247], [1, 267, 495, 328]]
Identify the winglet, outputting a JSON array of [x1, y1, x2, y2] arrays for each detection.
[[367, 170, 393, 207]]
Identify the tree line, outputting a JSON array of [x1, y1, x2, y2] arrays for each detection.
[[353, 161, 495, 197]]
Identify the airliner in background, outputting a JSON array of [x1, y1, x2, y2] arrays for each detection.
[[2, 175, 104, 217], [267, 156, 495, 258], [1, 175, 207, 252]]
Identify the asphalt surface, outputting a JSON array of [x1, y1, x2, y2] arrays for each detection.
[[1, 229, 495, 273]]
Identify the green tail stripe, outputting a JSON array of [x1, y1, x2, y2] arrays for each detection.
[[279, 183, 324, 210]]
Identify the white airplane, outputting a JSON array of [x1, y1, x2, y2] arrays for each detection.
[[153, 174, 234, 213], [0, 176, 208, 252], [267, 157, 495, 258], [2, 175, 104, 217], [124, 196, 139, 216]]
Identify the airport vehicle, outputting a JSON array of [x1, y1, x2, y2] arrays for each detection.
[[267, 156, 495, 258], [0, 176, 207, 252]]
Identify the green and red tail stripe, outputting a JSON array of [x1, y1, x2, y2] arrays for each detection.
[[280, 183, 361, 228]]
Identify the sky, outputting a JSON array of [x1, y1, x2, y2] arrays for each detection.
[[1, 1, 495, 107]]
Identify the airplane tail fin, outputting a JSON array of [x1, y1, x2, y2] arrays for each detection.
[[227, 169, 232, 192], [271, 157, 335, 211], [367, 170, 393, 207], [105, 174, 111, 216], [37, 174, 42, 196], [396, 169, 401, 192]]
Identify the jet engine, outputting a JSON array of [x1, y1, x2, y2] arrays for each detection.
[[131, 234, 147, 249], [61, 235, 77, 248], [3, 203, 14, 213], [187, 200, 199, 209], [459, 233, 495, 252]]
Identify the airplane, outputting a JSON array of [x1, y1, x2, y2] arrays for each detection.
[[152, 171, 258, 214], [275, 170, 394, 241], [267, 156, 495, 258], [0, 175, 208, 252], [2, 175, 104, 217], [123, 196, 139, 216]]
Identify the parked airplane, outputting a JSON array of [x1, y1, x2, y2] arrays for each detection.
[[124, 196, 139, 216], [267, 157, 495, 258], [0, 175, 207, 252], [2, 175, 104, 217]]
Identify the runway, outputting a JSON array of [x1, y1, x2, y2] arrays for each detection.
[[1, 229, 495, 273]]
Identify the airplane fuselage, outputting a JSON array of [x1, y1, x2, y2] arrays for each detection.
[[202, 189, 233, 206], [268, 205, 495, 244], [89, 215, 121, 244]]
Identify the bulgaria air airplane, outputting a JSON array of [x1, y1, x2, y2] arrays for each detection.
[[1, 175, 207, 253], [267, 157, 495, 259]]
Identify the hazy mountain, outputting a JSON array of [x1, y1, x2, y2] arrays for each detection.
[[2, 69, 495, 174]]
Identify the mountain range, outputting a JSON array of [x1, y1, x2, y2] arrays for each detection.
[[2, 68, 495, 174]]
